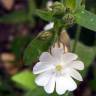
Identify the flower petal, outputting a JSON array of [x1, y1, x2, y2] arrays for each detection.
[[56, 75, 77, 93], [63, 53, 78, 64], [56, 76, 67, 95], [33, 62, 54, 74], [39, 52, 52, 62], [70, 61, 84, 70], [69, 69, 83, 81], [65, 76, 77, 91], [44, 22, 54, 31], [44, 75, 55, 94], [35, 71, 52, 86], [51, 48, 64, 57]]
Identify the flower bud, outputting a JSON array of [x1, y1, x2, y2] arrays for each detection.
[[63, 13, 75, 26], [39, 31, 52, 40], [51, 2, 66, 15]]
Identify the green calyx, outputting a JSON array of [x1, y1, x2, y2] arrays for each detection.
[[50, 1, 77, 28], [51, 1, 66, 15]]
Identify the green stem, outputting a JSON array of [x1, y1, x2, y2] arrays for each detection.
[[72, 25, 81, 52], [53, 20, 62, 42], [53, 28, 59, 43], [27, 0, 35, 21]]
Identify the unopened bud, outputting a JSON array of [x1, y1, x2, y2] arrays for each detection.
[[51, 2, 66, 15], [39, 31, 52, 40], [63, 13, 75, 26]]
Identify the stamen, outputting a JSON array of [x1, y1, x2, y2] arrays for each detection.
[[56, 65, 62, 71]]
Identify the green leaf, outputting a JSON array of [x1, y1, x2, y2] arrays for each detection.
[[89, 80, 96, 91], [75, 9, 96, 32], [12, 71, 36, 90], [0, 10, 27, 23], [23, 31, 54, 65], [76, 0, 83, 9], [71, 40, 95, 76], [64, 0, 76, 10], [11, 36, 31, 60], [35, 9, 53, 21], [24, 89, 71, 96], [24, 88, 48, 96], [64, 0, 82, 11]]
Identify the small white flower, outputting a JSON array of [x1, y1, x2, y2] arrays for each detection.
[[46, 0, 53, 11], [33, 48, 84, 95], [44, 22, 54, 31], [44, 1, 54, 31]]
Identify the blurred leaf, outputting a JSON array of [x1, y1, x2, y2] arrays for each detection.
[[75, 9, 96, 32], [71, 40, 95, 76], [24, 89, 71, 96], [11, 36, 31, 60], [24, 88, 48, 96], [76, 0, 85, 9], [64, 0, 82, 10], [64, 0, 76, 10], [93, 64, 96, 78], [89, 80, 96, 91], [12, 71, 36, 90], [0, 11, 28, 23], [0, 78, 17, 96], [23, 31, 54, 65], [0, 80, 9, 91], [35, 9, 53, 21]]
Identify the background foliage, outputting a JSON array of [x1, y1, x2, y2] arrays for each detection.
[[0, 0, 96, 96]]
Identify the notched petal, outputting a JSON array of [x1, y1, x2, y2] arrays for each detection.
[[35, 71, 52, 86], [70, 61, 84, 70], [63, 53, 78, 63], [39, 52, 52, 62], [33, 62, 54, 74], [44, 75, 55, 94], [69, 69, 83, 81]]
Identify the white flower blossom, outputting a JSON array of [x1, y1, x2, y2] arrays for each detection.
[[46, 0, 53, 11], [33, 48, 84, 95], [44, 1, 54, 31], [44, 22, 54, 31]]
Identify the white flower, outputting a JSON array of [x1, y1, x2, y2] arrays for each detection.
[[44, 1, 54, 31], [33, 48, 84, 95], [44, 22, 54, 31], [46, 0, 53, 11]]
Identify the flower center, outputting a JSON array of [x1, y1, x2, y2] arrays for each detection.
[[56, 64, 62, 72]]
